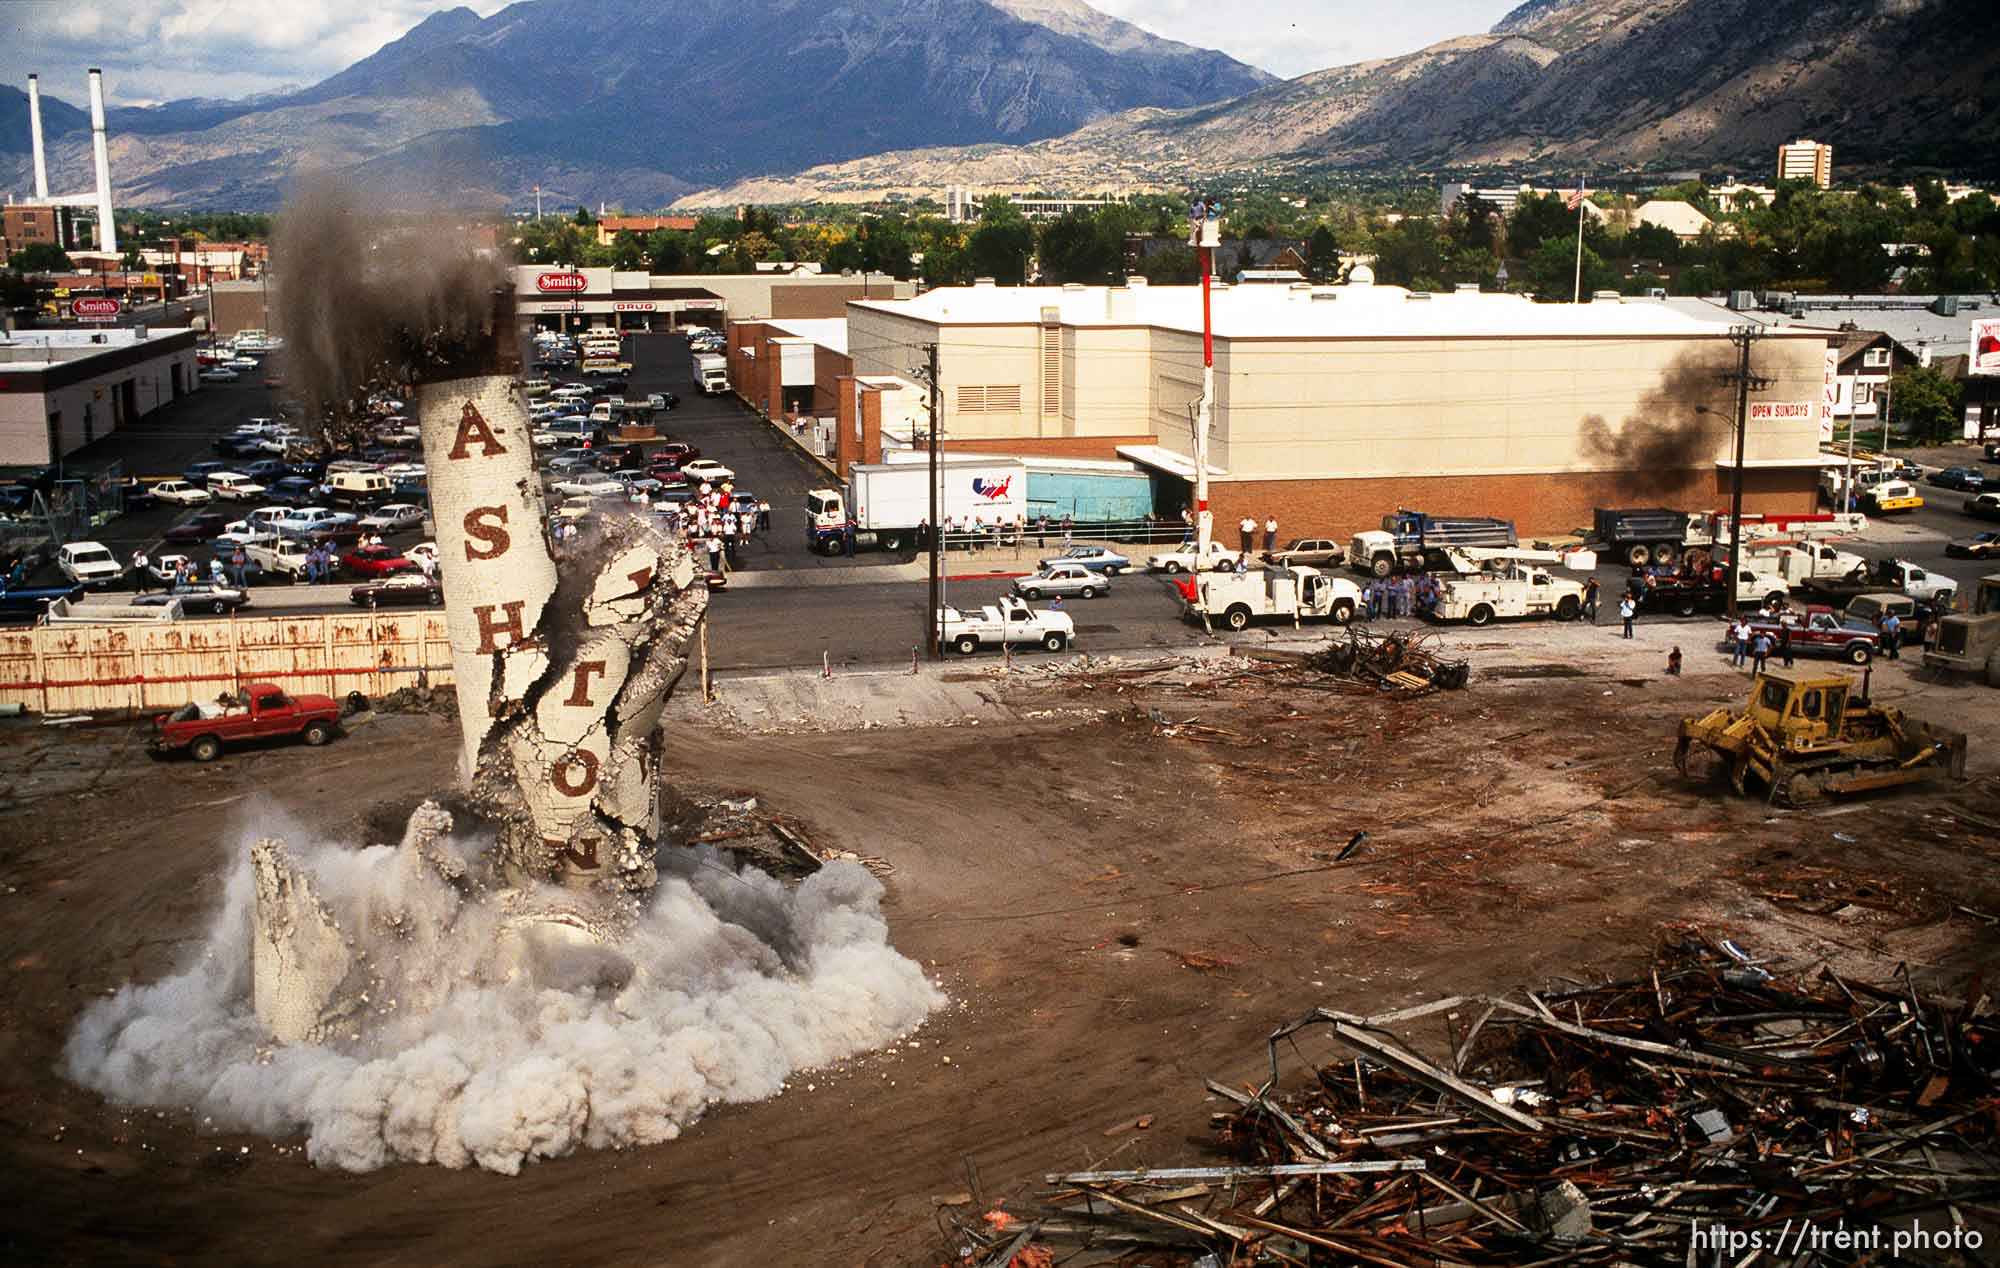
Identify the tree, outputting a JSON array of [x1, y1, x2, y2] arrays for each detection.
[[1370, 219, 1448, 291], [965, 219, 1034, 285], [647, 229, 695, 273], [1523, 237, 1617, 302], [1886, 365, 1963, 444], [574, 205, 595, 226], [8, 243, 73, 273], [1136, 244, 1198, 285], [1039, 210, 1125, 285], [1306, 224, 1340, 281], [1505, 192, 1576, 260], [611, 232, 648, 271]]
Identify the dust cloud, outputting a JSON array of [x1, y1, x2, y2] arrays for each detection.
[[273, 172, 505, 426], [1577, 349, 1737, 497], [63, 804, 944, 1175]]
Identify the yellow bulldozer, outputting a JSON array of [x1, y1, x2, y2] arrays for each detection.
[[1675, 668, 1968, 806]]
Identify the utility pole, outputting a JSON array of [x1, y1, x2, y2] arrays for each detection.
[[1189, 199, 1221, 559], [1719, 324, 1773, 619], [923, 341, 942, 658]]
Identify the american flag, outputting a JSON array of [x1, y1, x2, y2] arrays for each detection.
[[1565, 181, 1593, 211]]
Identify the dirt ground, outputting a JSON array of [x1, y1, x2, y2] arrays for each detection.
[[4, 655, 1999, 1267]]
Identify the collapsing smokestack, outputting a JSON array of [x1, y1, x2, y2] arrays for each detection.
[[86, 69, 115, 255], [26, 74, 49, 200]]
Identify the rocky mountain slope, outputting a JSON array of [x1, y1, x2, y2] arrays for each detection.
[[684, 0, 1994, 204], [0, 0, 1270, 209]]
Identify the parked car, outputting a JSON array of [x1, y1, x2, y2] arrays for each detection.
[[350, 572, 442, 607], [1038, 544, 1131, 575], [212, 519, 279, 548], [1946, 532, 2000, 560], [198, 367, 240, 383], [1743, 607, 1880, 666], [356, 502, 426, 534], [57, 541, 123, 587], [212, 433, 265, 458], [264, 476, 321, 507], [552, 472, 624, 499], [0, 578, 83, 618], [340, 544, 419, 577], [1966, 493, 2000, 522], [1263, 538, 1346, 568], [275, 507, 355, 538], [1146, 541, 1239, 574], [181, 460, 231, 487], [1013, 562, 1111, 599], [241, 459, 290, 483], [164, 512, 230, 543], [136, 580, 251, 615], [680, 459, 735, 484], [594, 444, 645, 471], [206, 472, 267, 503], [1929, 466, 1988, 492], [151, 682, 343, 762], [151, 480, 211, 507]]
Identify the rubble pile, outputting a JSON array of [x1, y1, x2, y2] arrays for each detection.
[[948, 939, 1999, 1266], [1305, 626, 1472, 696]]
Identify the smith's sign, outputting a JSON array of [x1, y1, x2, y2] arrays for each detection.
[[535, 272, 589, 293], [70, 297, 122, 317]]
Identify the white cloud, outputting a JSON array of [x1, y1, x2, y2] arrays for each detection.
[[2, 0, 514, 105]]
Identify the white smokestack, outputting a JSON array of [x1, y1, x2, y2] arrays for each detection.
[[87, 68, 116, 255], [27, 74, 49, 200]]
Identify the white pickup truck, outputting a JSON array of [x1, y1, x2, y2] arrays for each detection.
[[936, 597, 1076, 655], [246, 538, 314, 581], [1435, 563, 1588, 625]]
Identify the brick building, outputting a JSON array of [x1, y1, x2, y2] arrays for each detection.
[[0, 326, 201, 464], [831, 277, 1836, 539]]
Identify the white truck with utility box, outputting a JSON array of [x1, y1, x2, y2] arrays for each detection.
[[936, 596, 1075, 655], [1432, 549, 1592, 626], [694, 352, 728, 395], [1188, 565, 1362, 630]]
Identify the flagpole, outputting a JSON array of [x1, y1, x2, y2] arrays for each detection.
[[1571, 175, 1586, 304]]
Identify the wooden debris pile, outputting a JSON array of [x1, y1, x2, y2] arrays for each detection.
[[947, 938, 1999, 1266]]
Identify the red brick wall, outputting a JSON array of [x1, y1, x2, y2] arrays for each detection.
[[833, 378, 885, 475], [772, 283, 874, 319], [1203, 468, 1821, 542], [725, 320, 769, 402], [939, 434, 1158, 461], [812, 345, 852, 415]]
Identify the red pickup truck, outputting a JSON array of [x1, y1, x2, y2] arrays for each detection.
[[1744, 606, 1880, 666], [152, 682, 344, 761]]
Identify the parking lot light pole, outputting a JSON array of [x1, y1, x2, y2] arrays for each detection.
[[1189, 200, 1221, 559], [1718, 325, 1772, 620]]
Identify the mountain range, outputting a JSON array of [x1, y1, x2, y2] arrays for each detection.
[[684, 0, 1996, 205], [0, 0, 1990, 213], [0, 0, 1269, 210]]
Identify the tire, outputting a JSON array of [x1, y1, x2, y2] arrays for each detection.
[[429, 589, 443, 606], [189, 735, 223, 763], [1555, 595, 1581, 621], [1224, 606, 1251, 631], [1370, 555, 1394, 579], [1213, 559, 1234, 573], [878, 532, 903, 552], [1676, 599, 1697, 618], [1331, 599, 1355, 625], [1041, 633, 1066, 653], [1766, 591, 1787, 608], [1846, 642, 1872, 666], [210, 600, 228, 614], [953, 634, 978, 656], [1022, 587, 1043, 599], [1653, 543, 1680, 567], [1079, 585, 1097, 600], [1935, 591, 1954, 609], [1626, 543, 1654, 568], [1105, 566, 1124, 576], [1467, 603, 1496, 627], [1163, 561, 1183, 574], [301, 720, 334, 747]]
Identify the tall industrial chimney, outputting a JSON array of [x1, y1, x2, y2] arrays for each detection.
[[27, 74, 49, 199], [87, 68, 116, 255]]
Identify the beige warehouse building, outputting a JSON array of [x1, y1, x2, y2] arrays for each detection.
[[843, 278, 1834, 537]]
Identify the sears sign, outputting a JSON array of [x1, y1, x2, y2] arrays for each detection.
[[70, 297, 122, 319], [534, 272, 589, 294]]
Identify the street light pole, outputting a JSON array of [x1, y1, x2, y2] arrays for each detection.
[[927, 340, 942, 659]]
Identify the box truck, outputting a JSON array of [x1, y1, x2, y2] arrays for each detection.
[[806, 459, 1028, 554]]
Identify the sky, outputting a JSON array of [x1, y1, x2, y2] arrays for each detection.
[[0, 0, 1527, 106]]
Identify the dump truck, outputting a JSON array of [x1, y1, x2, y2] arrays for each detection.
[[1924, 573, 2000, 686], [1674, 667, 1967, 805], [1349, 510, 1516, 578]]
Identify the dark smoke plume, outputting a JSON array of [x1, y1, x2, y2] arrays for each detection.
[[273, 172, 507, 436], [1577, 348, 1738, 497]]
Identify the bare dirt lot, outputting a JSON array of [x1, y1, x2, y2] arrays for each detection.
[[3, 657, 1999, 1266]]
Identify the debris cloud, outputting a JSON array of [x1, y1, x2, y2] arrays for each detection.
[[64, 805, 943, 1175]]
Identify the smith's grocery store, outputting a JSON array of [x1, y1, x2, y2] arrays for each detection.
[[511, 266, 914, 334]]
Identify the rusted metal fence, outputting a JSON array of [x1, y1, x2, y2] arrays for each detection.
[[0, 611, 453, 713]]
